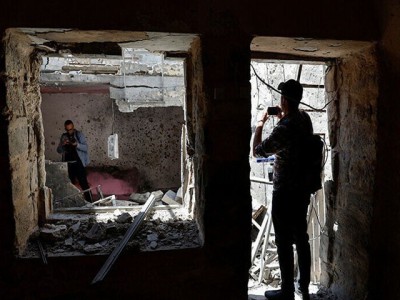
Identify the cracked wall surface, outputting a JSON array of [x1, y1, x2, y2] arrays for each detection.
[[4, 29, 48, 252], [322, 45, 378, 300]]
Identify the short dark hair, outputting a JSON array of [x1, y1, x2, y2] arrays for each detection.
[[277, 79, 303, 104], [64, 120, 74, 126]]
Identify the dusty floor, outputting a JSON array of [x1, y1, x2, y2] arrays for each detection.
[[248, 280, 338, 300]]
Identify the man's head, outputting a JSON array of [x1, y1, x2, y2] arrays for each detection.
[[278, 79, 303, 111], [64, 120, 75, 134]]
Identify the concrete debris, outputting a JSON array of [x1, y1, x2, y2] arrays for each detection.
[[40, 224, 68, 241], [129, 192, 151, 204], [125, 241, 140, 252], [105, 223, 118, 235], [153, 190, 164, 199], [147, 233, 158, 242], [149, 241, 158, 249], [22, 207, 199, 257], [126, 188, 183, 206], [175, 187, 183, 204], [114, 200, 138, 206], [161, 190, 179, 205], [65, 237, 73, 246], [84, 243, 104, 254], [77, 240, 86, 247], [70, 221, 81, 233], [113, 209, 122, 216], [85, 223, 106, 242], [116, 212, 133, 224]]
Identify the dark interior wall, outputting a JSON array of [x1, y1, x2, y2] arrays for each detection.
[[370, 0, 400, 299], [0, 0, 377, 39], [2, 0, 400, 299], [41, 92, 183, 190]]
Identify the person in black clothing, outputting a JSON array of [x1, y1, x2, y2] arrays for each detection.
[[57, 120, 92, 202], [252, 79, 313, 300]]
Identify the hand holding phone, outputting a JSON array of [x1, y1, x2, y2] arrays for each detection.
[[267, 106, 282, 116]]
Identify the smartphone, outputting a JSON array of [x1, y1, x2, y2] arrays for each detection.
[[267, 107, 281, 115]]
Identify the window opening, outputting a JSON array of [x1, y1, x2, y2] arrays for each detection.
[[5, 29, 202, 258]]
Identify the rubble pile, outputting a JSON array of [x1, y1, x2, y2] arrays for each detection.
[[22, 206, 200, 258]]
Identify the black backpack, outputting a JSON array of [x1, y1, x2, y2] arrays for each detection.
[[300, 134, 324, 194]]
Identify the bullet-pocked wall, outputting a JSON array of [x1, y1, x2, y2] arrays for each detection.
[[41, 92, 184, 191]]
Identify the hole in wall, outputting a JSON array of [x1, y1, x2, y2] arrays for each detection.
[[4, 28, 203, 258]]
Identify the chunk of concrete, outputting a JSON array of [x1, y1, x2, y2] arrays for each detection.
[[69, 221, 81, 233], [153, 190, 164, 200], [147, 233, 158, 242], [83, 243, 103, 254], [85, 223, 106, 242], [116, 212, 133, 224], [175, 187, 183, 204], [129, 192, 151, 204], [149, 241, 158, 249], [129, 190, 164, 205], [114, 199, 139, 206], [40, 224, 68, 241], [161, 190, 179, 205], [65, 237, 73, 246]]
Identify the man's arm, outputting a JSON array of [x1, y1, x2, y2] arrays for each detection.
[[252, 111, 269, 157], [75, 131, 88, 153]]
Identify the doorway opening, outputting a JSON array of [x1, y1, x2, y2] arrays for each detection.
[[247, 36, 378, 300], [248, 59, 331, 290]]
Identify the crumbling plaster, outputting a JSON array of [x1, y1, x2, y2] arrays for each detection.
[[4, 29, 47, 252]]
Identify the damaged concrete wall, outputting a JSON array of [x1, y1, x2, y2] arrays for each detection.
[[3, 29, 48, 253], [41, 92, 183, 190], [198, 34, 253, 293], [184, 36, 206, 232], [0, 0, 395, 299], [322, 45, 378, 300]]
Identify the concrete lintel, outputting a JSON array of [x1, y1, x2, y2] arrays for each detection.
[[251, 36, 375, 59]]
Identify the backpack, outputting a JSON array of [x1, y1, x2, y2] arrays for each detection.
[[300, 134, 324, 194]]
